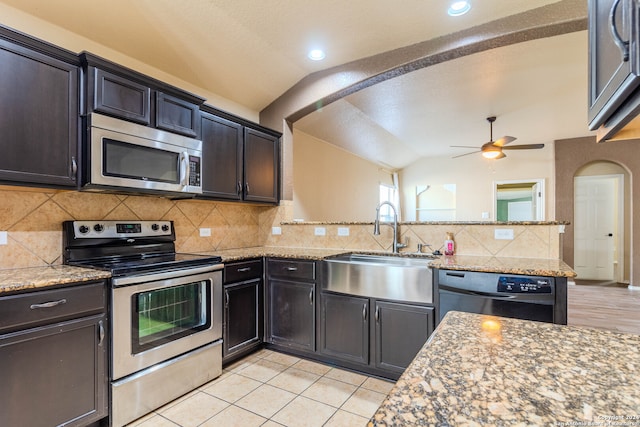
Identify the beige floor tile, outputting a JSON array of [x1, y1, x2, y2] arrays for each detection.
[[126, 413, 178, 427], [237, 358, 289, 382], [267, 366, 321, 394], [324, 409, 370, 427], [324, 367, 367, 386], [261, 421, 285, 427], [235, 384, 296, 419], [341, 387, 387, 419], [301, 377, 358, 408], [202, 372, 262, 403], [200, 404, 266, 427], [155, 389, 200, 413], [263, 351, 301, 367], [223, 358, 255, 374], [271, 396, 336, 427], [292, 358, 332, 376], [159, 391, 229, 427], [360, 376, 395, 394]]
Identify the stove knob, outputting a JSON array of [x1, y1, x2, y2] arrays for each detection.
[[93, 224, 104, 233], [161, 224, 170, 232], [78, 225, 89, 234], [151, 223, 159, 231]]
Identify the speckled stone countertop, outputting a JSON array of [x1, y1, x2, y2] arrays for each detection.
[[0, 265, 111, 295], [369, 311, 640, 426], [207, 246, 350, 262], [281, 221, 570, 226], [431, 254, 577, 278]]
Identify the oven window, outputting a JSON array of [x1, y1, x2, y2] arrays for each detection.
[[104, 139, 179, 183], [132, 281, 211, 354]]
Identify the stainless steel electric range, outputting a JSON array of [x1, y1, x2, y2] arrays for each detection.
[[63, 220, 223, 427]]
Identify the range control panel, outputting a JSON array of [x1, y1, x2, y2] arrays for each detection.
[[71, 220, 173, 238], [497, 276, 553, 293]]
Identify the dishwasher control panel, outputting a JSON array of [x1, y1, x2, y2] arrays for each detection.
[[497, 276, 553, 293]]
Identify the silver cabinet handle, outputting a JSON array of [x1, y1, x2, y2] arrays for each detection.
[[71, 156, 78, 176], [309, 289, 314, 305], [225, 289, 230, 309], [375, 306, 380, 322], [363, 304, 367, 321], [237, 267, 251, 272], [98, 320, 105, 346], [30, 299, 67, 309], [245, 182, 250, 195], [610, 0, 629, 61], [286, 267, 298, 271]]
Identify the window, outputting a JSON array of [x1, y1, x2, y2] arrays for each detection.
[[379, 183, 397, 222]]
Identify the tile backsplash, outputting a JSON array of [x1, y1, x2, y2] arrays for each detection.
[[0, 187, 286, 269], [0, 186, 562, 270]]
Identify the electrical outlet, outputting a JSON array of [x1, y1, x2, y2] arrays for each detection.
[[314, 227, 326, 236], [272, 226, 282, 235], [337, 227, 350, 236], [0, 231, 6, 245], [494, 228, 514, 240], [199, 228, 211, 237]]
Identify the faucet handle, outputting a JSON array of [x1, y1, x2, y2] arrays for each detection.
[[396, 237, 409, 250]]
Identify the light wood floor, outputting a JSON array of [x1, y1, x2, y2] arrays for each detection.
[[567, 283, 640, 335]]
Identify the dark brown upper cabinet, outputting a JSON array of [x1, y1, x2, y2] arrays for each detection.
[[588, 0, 640, 141], [80, 52, 204, 138], [200, 106, 280, 204], [0, 26, 79, 188]]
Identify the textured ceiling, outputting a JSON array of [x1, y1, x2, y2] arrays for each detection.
[[0, 0, 591, 167]]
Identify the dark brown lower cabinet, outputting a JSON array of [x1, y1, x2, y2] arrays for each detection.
[[268, 279, 315, 352], [224, 279, 263, 362], [374, 300, 434, 374], [320, 292, 434, 378]]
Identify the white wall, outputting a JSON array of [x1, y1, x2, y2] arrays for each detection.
[[400, 145, 556, 221]]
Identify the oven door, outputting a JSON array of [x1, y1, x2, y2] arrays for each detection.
[[111, 265, 222, 380], [88, 113, 202, 195]]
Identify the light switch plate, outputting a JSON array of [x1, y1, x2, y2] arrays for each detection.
[[272, 226, 282, 235], [0, 231, 6, 245], [199, 228, 211, 237], [481, 212, 490, 220], [314, 227, 326, 236], [494, 228, 514, 240], [338, 227, 350, 236]]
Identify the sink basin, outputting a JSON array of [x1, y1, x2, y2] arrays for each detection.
[[323, 253, 433, 304]]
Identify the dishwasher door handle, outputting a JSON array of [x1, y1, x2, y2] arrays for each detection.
[[439, 285, 516, 300]]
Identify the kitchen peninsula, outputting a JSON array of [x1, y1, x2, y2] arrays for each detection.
[[369, 311, 640, 426]]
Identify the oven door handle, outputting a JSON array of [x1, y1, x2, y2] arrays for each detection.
[[112, 264, 223, 287]]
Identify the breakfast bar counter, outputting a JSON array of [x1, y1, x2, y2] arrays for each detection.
[[368, 311, 640, 426]]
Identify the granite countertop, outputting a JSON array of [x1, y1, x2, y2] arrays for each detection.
[[210, 246, 350, 262], [0, 265, 112, 295], [430, 254, 577, 278], [369, 311, 640, 426]]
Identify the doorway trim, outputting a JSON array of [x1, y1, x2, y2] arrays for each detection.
[[493, 178, 545, 221]]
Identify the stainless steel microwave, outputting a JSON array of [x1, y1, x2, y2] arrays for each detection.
[[84, 113, 202, 196]]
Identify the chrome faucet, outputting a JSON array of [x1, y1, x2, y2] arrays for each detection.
[[373, 201, 407, 253]]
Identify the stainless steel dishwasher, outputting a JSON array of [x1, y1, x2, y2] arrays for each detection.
[[436, 269, 563, 324]]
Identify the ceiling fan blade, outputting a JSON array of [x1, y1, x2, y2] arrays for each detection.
[[493, 136, 517, 147], [450, 145, 481, 148], [502, 143, 545, 150], [452, 150, 481, 159]]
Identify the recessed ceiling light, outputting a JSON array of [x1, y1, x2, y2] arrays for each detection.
[[308, 49, 326, 61], [448, 0, 471, 16]]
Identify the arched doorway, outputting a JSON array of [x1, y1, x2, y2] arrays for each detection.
[[573, 161, 630, 285]]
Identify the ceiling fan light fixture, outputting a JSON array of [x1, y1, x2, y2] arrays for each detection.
[[482, 146, 502, 159], [308, 49, 326, 61], [448, 0, 471, 16]]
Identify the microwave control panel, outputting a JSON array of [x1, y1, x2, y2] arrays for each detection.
[[189, 156, 201, 187]]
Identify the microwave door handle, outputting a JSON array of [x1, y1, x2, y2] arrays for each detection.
[[179, 151, 190, 187]]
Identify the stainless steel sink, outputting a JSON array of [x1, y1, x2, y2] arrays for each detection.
[[323, 253, 434, 303]]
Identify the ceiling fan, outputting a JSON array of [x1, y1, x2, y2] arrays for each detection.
[[451, 116, 544, 159]]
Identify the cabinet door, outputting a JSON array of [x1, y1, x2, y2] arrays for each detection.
[[0, 314, 108, 427], [374, 301, 434, 374], [588, 0, 640, 130], [200, 112, 243, 200], [268, 279, 315, 352], [224, 279, 263, 361], [320, 293, 369, 364], [0, 39, 78, 187], [91, 67, 151, 125], [156, 92, 199, 137], [243, 128, 279, 203]]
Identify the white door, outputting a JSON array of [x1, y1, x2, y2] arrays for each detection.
[[574, 175, 620, 280]]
